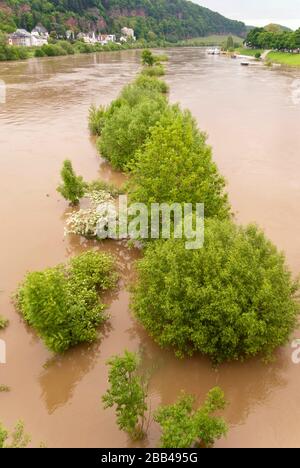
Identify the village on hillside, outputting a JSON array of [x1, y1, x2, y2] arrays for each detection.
[[7, 25, 136, 48]]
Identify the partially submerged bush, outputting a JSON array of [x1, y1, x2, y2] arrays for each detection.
[[0, 316, 8, 329], [98, 93, 167, 170], [0, 385, 10, 392], [134, 74, 169, 94], [142, 64, 165, 77], [16, 251, 118, 353], [155, 388, 227, 448], [88, 105, 107, 136], [129, 105, 230, 220], [57, 159, 86, 205], [65, 190, 115, 238], [102, 351, 147, 440], [132, 219, 299, 363], [0, 421, 30, 448]]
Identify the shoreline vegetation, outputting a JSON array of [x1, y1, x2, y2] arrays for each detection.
[[0, 34, 244, 63]]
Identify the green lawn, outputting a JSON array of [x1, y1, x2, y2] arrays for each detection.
[[236, 48, 263, 57], [267, 51, 300, 67], [181, 35, 243, 47]]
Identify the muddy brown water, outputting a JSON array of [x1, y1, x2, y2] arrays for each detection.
[[0, 49, 300, 448]]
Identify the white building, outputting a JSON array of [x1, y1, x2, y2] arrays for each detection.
[[99, 34, 116, 45], [9, 27, 48, 47], [30, 31, 48, 47], [121, 27, 136, 41]]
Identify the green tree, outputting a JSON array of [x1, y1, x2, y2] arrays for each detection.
[[226, 35, 234, 50], [57, 159, 86, 205], [129, 105, 230, 220], [97, 86, 167, 169], [155, 388, 227, 448], [141, 49, 155, 67], [132, 219, 299, 363], [102, 351, 147, 440], [16, 251, 117, 353]]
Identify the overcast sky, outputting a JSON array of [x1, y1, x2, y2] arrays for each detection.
[[194, 0, 300, 30]]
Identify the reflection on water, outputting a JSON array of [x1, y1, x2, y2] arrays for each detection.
[[1, 49, 300, 447], [39, 340, 104, 414]]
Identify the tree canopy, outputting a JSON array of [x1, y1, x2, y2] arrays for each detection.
[[132, 219, 299, 363]]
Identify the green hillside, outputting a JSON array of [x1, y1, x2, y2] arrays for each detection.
[[0, 0, 246, 41]]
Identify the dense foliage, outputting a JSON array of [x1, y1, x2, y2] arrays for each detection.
[[155, 388, 227, 448], [129, 104, 230, 220], [97, 75, 168, 170], [0, 0, 246, 41], [57, 159, 86, 205], [132, 219, 299, 363], [246, 26, 300, 50], [16, 251, 117, 353], [102, 351, 147, 439]]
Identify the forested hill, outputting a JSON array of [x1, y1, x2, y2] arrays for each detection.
[[0, 0, 246, 41]]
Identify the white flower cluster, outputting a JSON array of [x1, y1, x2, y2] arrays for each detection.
[[65, 190, 115, 238]]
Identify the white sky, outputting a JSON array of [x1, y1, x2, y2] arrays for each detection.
[[194, 0, 300, 30]]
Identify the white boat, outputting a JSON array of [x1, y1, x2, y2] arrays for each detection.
[[207, 47, 220, 55]]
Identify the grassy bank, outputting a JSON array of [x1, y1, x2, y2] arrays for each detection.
[[181, 34, 243, 47], [235, 47, 263, 57], [266, 51, 300, 67]]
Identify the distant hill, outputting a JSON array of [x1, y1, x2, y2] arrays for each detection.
[[264, 23, 292, 33], [0, 0, 246, 42]]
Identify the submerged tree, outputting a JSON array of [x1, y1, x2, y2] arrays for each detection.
[[133, 219, 299, 363], [16, 251, 118, 353], [155, 388, 227, 448], [57, 159, 86, 205], [141, 49, 155, 67], [102, 351, 148, 440]]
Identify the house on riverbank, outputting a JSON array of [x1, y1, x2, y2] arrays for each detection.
[[8, 27, 48, 47]]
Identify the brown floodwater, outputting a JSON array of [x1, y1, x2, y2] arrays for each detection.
[[0, 48, 300, 448]]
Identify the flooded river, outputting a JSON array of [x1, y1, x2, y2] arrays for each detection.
[[0, 48, 300, 448]]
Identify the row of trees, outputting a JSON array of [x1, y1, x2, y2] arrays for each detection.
[[86, 51, 299, 364], [246, 27, 300, 51]]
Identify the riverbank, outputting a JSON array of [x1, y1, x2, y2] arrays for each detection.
[[233, 47, 300, 68], [0, 34, 244, 63], [266, 51, 300, 68]]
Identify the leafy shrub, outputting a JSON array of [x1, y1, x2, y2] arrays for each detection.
[[87, 179, 121, 197], [34, 48, 46, 58], [41, 44, 67, 57], [132, 219, 299, 363], [142, 64, 165, 77], [102, 351, 147, 440], [57, 159, 86, 205], [141, 49, 155, 66], [88, 105, 107, 136], [0, 316, 8, 329], [155, 388, 227, 448], [58, 41, 75, 55], [16, 251, 118, 353], [65, 190, 114, 238], [134, 74, 169, 94], [129, 105, 230, 220], [0, 421, 30, 448], [98, 93, 167, 170]]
